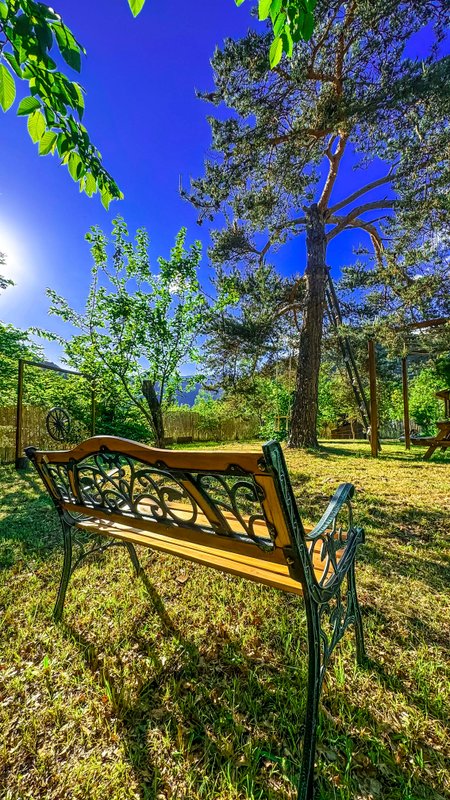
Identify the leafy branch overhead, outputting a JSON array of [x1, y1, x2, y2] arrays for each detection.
[[0, 0, 313, 211], [0, 0, 125, 208], [236, 0, 316, 66]]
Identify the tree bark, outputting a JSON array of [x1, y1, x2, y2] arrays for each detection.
[[288, 204, 327, 449], [142, 380, 166, 448]]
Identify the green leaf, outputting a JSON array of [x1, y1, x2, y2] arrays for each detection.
[[235, 0, 245, 5], [291, 12, 305, 42], [269, 0, 282, 22], [301, 10, 314, 41], [61, 45, 82, 73], [269, 36, 283, 68], [15, 14, 31, 36], [68, 151, 84, 181], [128, 0, 146, 16], [273, 12, 286, 37], [258, 0, 272, 21], [27, 109, 46, 142], [101, 189, 113, 210], [39, 131, 57, 155], [4, 52, 23, 78], [71, 82, 85, 117], [282, 28, 293, 57], [17, 96, 41, 116], [35, 23, 53, 52], [0, 2, 7, 20], [85, 172, 97, 197], [53, 24, 82, 72], [57, 132, 71, 156], [0, 64, 16, 112]]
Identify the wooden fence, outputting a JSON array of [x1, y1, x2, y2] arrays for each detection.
[[0, 405, 83, 465], [163, 410, 260, 443], [0, 406, 261, 464]]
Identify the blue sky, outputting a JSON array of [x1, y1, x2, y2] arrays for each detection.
[[0, 1, 444, 369]]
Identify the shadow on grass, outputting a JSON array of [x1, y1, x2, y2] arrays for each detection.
[[61, 572, 305, 800], [55, 563, 446, 800], [302, 439, 450, 467], [0, 466, 61, 568], [309, 442, 450, 464]]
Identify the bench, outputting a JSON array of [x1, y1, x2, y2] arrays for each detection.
[[411, 420, 450, 460], [26, 435, 366, 800]]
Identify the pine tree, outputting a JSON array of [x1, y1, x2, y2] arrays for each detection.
[[187, 0, 450, 447]]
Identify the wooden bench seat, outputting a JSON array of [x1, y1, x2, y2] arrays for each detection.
[[26, 435, 365, 800], [73, 513, 343, 594]]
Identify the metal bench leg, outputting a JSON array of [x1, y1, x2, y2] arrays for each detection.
[[125, 542, 141, 576], [347, 562, 367, 666], [297, 599, 322, 800], [54, 520, 73, 622]]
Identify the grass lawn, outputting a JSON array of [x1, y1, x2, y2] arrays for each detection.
[[0, 440, 449, 800]]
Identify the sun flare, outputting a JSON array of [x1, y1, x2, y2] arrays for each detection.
[[0, 224, 28, 284]]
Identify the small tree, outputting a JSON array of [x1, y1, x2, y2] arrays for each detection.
[[45, 218, 206, 447]]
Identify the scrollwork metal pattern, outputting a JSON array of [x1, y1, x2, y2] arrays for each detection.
[[316, 577, 360, 687], [45, 450, 275, 551], [306, 498, 351, 588]]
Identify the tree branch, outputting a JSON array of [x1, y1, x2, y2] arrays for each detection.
[[318, 133, 348, 211], [326, 199, 395, 241], [327, 215, 385, 263], [327, 168, 397, 216]]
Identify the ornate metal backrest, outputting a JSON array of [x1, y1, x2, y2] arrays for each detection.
[[25, 437, 308, 562]]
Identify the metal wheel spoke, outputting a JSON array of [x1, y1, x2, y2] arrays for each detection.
[[46, 407, 71, 442]]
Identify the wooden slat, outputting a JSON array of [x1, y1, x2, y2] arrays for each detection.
[[63, 501, 291, 567], [73, 517, 338, 593]]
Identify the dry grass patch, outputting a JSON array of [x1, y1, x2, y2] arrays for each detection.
[[0, 441, 449, 799]]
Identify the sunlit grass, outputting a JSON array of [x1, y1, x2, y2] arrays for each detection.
[[0, 441, 449, 799]]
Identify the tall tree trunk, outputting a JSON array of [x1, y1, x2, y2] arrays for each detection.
[[288, 204, 327, 449], [142, 380, 165, 448]]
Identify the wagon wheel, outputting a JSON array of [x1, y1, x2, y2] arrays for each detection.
[[46, 407, 71, 442]]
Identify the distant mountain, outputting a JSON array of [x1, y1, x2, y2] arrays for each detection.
[[176, 379, 202, 407]]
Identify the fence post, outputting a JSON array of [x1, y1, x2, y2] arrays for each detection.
[[15, 359, 28, 469], [402, 357, 410, 450], [368, 340, 379, 458]]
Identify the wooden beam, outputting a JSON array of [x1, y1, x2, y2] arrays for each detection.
[[368, 340, 379, 458], [402, 357, 411, 450], [22, 359, 85, 377], [405, 317, 449, 330]]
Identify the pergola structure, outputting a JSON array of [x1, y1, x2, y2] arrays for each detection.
[[368, 317, 449, 457], [15, 359, 95, 469]]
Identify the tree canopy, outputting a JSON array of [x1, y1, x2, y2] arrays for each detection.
[[187, 0, 450, 446]]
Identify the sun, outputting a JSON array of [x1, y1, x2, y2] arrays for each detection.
[[0, 223, 28, 284]]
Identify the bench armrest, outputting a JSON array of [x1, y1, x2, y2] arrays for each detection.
[[307, 483, 355, 541], [305, 483, 364, 591]]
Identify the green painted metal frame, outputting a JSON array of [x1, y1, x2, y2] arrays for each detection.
[[26, 439, 366, 800], [263, 441, 366, 800]]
